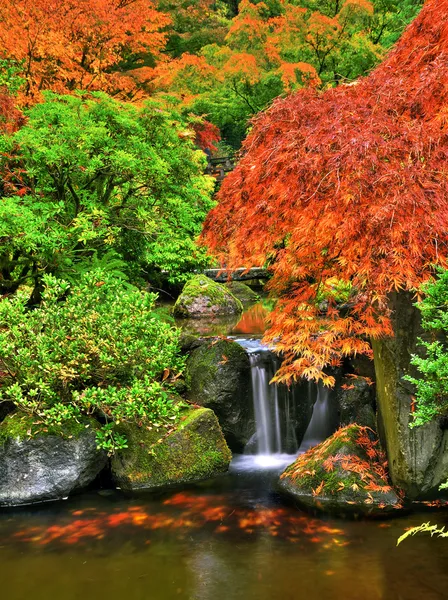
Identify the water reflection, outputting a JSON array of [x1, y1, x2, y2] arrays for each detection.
[[1, 479, 448, 600], [5, 491, 347, 549], [176, 302, 270, 337]]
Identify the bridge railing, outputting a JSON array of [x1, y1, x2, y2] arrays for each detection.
[[203, 267, 269, 283], [205, 156, 235, 182]]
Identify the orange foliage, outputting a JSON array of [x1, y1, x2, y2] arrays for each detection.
[[193, 121, 221, 153], [278, 62, 320, 92], [221, 52, 261, 85], [152, 53, 217, 93], [202, 0, 448, 384], [0, 0, 170, 103], [282, 425, 402, 507]]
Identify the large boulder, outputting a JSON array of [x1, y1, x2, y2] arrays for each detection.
[[336, 377, 377, 430], [0, 413, 107, 507], [185, 338, 254, 451], [279, 424, 403, 517], [173, 275, 243, 319], [111, 407, 232, 491], [225, 281, 259, 305], [373, 291, 448, 498]]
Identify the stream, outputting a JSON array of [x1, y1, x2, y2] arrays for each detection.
[[1, 304, 448, 599], [1, 471, 448, 600]]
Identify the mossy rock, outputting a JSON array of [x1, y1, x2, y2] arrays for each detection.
[[178, 332, 203, 354], [0, 412, 107, 507], [185, 338, 254, 451], [225, 281, 259, 305], [173, 275, 243, 319], [110, 407, 232, 491], [279, 424, 404, 517]]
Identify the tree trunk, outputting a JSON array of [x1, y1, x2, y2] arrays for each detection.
[[372, 291, 448, 498]]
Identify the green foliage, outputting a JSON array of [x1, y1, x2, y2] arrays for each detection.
[[316, 277, 353, 304], [404, 269, 448, 427], [0, 59, 25, 95], [0, 91, 214, 298], [368, 0, 424, 47], [0, 270, 185, 453]]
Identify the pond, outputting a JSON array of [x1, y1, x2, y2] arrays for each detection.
[[1, 461, 448, 600], [174, 301, 271, 337]]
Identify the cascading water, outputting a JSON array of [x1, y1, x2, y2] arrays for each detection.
[[299, 382, 335, 452], [231, 337, 338, 472], [232, 338, 300, 470], [247, 349, 297, 456]]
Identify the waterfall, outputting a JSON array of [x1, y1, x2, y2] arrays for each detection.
[[299, 383, 334, 451], [231, 337, 337, 471], [234, 338, 299, 462], [249, 351, 283, 455]]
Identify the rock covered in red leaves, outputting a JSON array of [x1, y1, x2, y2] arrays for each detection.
[[279, 425, 404, 517]]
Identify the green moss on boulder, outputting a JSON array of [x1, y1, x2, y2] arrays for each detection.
[[279, 424, 403, 517], [225, 281, 259, 305], [111, 407, 232, 491], [0, 412, 88, 446], [173, 275, 243, 318], [185, 337, 253, 451]]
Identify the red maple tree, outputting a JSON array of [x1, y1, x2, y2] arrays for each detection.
[[202, 0, 448, 385]]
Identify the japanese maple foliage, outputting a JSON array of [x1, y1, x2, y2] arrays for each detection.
[[0, 0, 170, 102], [202, 0, 448, 385]]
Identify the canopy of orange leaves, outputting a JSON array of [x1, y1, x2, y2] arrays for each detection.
[[202, 0, 448, 384]]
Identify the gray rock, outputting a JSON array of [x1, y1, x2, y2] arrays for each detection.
[[0, 414, 107, 507], [373, 291, 448, 498], [185, 338, 254, 451], [173, 275, 243, 319], [337, 377, 377, 430], [111, 407, 232, 491]]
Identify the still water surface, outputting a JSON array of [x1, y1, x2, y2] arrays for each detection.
[[1, 460, 448, 600]]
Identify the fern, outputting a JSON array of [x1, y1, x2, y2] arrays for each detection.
[[61, 250, 132, 288]]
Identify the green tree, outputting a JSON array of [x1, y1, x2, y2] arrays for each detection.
[[0, 92, 214, 299]]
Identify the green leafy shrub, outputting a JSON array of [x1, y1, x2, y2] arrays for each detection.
[[0, 270, 185, 452], [405, 269, 448, 427]]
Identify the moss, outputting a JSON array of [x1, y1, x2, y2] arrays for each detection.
[[111, 407, 232, 490], [0, 411, 94, 446], [225, 281, 260, 305], [185, 337, 249, 401], [281, 424, 399, 505], [173, 275, 243, 318]]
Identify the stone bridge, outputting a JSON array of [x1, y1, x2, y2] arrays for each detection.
[[205, 156, 235, 183], [203, 267, 269, 283]]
